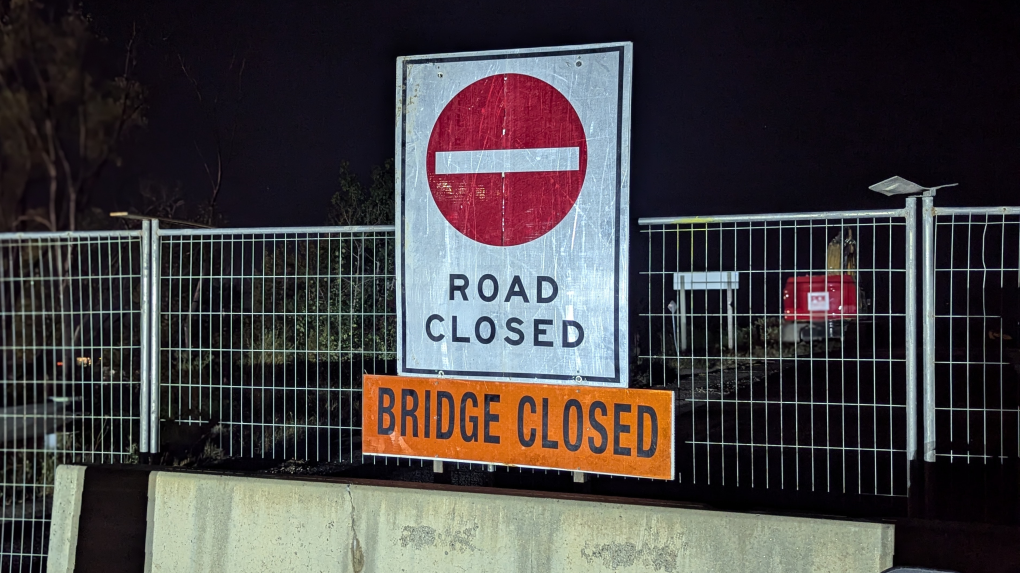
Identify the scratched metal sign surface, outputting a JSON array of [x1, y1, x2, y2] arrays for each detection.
[[396, 43, 632, 386]]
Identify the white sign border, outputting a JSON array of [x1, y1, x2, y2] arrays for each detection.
[[395, 42, 633, 387]]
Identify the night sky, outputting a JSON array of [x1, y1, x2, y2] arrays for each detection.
[[91, 1, 1020, 227]]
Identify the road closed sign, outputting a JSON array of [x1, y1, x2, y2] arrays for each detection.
[[396, 43, 632, 386]]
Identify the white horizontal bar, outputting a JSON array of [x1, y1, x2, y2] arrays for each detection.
[[435, 147, 579, 175], [639, 208, 906, 226], [674, 271, 740, 290], [159, 225, 394, 236], [0, 230, 143, 240], [934, 206, 1020, 216]]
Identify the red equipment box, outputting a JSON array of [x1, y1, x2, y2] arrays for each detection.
[[782, 274, 858, 321]]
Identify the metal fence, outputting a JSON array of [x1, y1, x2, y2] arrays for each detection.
[[639, 203, 916, 496], [0, 224, 394, 571], [0, 230, 145, 571], [925, 204, 1020, 463], [155, 225, 396, 465], [2, 201, 1019, 567]]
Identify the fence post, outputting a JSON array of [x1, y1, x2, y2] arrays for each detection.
[[140, 221, 151, 453], [904, 197, 918, 477], [679, 276, 687, 352], [921, 194, 936, 463], [149, 221, 161, 455]]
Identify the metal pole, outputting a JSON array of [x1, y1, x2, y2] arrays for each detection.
[[139, 221, 151, 453], [726, 272, 735, 351], [679, 276, 687, 352], [921, 194, 936, 462], [904, 198, 918, 472], [149, 221, 161, 454]]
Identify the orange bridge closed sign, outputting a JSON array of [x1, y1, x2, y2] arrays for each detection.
[[363, 375, 674, 480]]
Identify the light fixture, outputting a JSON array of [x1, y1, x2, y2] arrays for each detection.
[[869, 176, 958, 197], [109, 212, 214, 229]]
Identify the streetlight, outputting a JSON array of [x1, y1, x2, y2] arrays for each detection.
[[868, 176, 958, 469], [868, 175, 957, 197], [109, 211, 214, 229]]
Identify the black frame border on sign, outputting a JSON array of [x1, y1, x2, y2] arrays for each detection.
[[398, 44, 627, 384]]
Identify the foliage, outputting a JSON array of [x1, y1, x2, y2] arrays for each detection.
[[137, 178, 185, 221], [328, 159, 395, 227], [154, 161, 397, 458], [0, 0, 145, 232], [242, 235, 396, 365]]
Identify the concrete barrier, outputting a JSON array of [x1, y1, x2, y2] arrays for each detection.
[[46, 465, 85, 572], [50, 465, 894, 573]]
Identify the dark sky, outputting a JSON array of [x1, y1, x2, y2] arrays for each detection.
[[92, 1, 1020, 227]]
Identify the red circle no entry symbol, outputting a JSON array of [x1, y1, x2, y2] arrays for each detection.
[[426, 74, 588, 247]]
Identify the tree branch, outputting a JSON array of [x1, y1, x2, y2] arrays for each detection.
[[76, 22, 142, 213], [177, 53, 203, 103], [14, 214, 55, 232], [43, 121, 59, 231], [193, 139, 220, 203], [55, 138, 77, 231], [23, 16, 72, 230], [123, 21, 137, 78], [210, 146, 222, 206]]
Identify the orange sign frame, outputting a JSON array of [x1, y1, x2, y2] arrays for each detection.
[[363, 375, 674, 480]]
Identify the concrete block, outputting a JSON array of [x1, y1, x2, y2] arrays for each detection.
[[148, 473, 353, 572], [348, 485, 892, 573], [46, 464, 86, 573], [145, 471, 893, 573]]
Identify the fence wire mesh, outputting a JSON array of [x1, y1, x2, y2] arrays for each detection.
[[929, 207, 1020, 463], [640, 208, 914, 496], [0, 231, 143, 571], [157, 227, 395, 465], [3, 201, 1020, 568]]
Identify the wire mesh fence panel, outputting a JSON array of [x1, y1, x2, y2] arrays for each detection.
[[6, 208, 1017, 570], [0, 231, 144, 572], [639, 209, 914, 496], [930, 208, 1020, 463], [157, 227, 395, 465]]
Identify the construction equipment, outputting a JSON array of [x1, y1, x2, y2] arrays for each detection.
[[780, 228, 862, 343]]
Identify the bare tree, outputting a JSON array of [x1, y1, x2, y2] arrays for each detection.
[[172, 41, 247, 224], [165, 36, 248, 361]]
